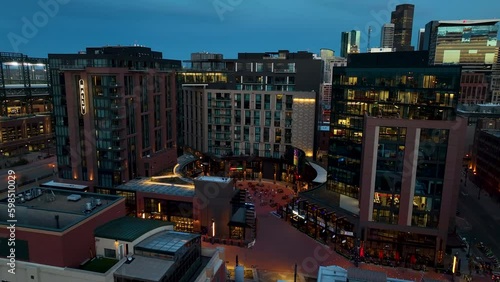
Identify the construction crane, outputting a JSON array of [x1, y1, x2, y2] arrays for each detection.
[[367, 26, 373, 52]]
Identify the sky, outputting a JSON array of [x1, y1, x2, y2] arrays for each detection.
[[0, 0, 499, 61]]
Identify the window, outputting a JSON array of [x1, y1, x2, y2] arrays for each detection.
[[104, 248, 116, 258]]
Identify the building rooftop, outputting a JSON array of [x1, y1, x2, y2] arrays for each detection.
[[482, 129, 500, 138], [135, 231, 200, 255], [433, 19, 500, 26], [116, 177, 195, 197], [95, 217, 174, 242], [195, 176, 233, 183], [113, 255, 174, 282], [0, 188, 122, 232], [347, 267, 387, 282], [229, 207, 247, 227]]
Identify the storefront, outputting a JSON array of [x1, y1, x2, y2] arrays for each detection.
[[142, 198, 194, 232], [363, 228, 437, 267], [283, 197, 357, 257]]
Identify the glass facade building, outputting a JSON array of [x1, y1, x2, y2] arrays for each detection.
[[424, 20, 499, 65], [391, 4, 415, 51], [340, 30, 361, 58], [0, 52, 53, 156], [323, 52, 466, 267], [329, 53, 460, 200]]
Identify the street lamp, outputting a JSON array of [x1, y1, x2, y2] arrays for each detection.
[[452, 252, 458, 281]]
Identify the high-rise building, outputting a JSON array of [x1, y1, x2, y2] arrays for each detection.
[[0, 52, 53, 157], [179, 50, 323, 160], [295, 51, 464, 266], [423, 19, 500, 103], [48, 46, 181, 190], [381, 23, 395, 49], [340, 30, 361, 58], [320, 48, 335, 83], [391, 4, 415, 51], [424, 20, 499, 65], [418, 28, 426, 51], [182, 88, 316, 159]]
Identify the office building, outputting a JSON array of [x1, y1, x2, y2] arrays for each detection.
[[391, 4, 415, 51], [423, 19, 500, 103], [293, 51, 465, 267], [418, 28, 426, 51], [322, 56, 347, 84], [0, 52, 53, 157], [381, 23, 395, 49], [320, 48, 335, 83], [424, 19, 499, 65], [340, 31, 361, 58], [48, 46, 181, 190]]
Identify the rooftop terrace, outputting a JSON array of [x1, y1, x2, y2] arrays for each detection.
[[0, 188, 122, 231], [115, 177, 195, 197], [195, 176, 233, 183]]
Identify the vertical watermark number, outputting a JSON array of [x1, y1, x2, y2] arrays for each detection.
[[6, 170, 16, 275]]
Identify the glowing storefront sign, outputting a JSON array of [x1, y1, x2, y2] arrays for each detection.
[[79, 79, 86, 115]]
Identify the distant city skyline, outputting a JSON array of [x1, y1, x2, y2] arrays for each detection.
[[0, 0, 499, 59]]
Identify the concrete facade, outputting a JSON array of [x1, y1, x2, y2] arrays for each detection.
[[359, 115, 467, 263], [182, 88, 316, 158]]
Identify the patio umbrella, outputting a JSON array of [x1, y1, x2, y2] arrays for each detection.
[[410, 254, 416, 264], [395, 251, 400, 261], [379, 250, 384, 260], [359, 246, 365, 258]]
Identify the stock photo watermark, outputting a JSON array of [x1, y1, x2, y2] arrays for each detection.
[[6, 170, 17, 275], [7, 0, 70, 52], [213, 0, 244, 21]]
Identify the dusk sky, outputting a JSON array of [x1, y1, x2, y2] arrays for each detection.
[[1, 0, 499, 60]]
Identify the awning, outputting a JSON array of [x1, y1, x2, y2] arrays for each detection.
[[309, 162, 327, 183], [228, 207, 249, 227]]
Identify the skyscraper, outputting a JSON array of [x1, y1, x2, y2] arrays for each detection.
[[424, 19, 500, 103], [424, 19, 499, 65], [418, 28, 426, 51], [340, 30, 361, 58], [391, 4, 415, 51], [380, 23, 395, 49]]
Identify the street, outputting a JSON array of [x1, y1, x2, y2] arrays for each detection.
[[458, 176, 500, 263], [204, 180, 452, 281]]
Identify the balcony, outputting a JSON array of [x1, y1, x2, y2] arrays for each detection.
[[273, 69, 295, 73]]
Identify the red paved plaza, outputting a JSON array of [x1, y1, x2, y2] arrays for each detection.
[[203, 180, 491, 281]]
